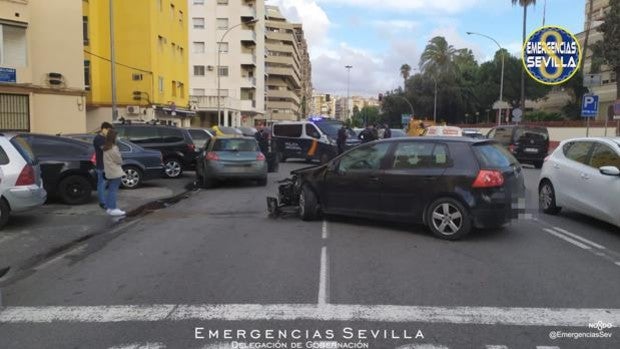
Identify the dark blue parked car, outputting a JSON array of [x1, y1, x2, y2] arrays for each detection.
[[65, 134, 164, 189]]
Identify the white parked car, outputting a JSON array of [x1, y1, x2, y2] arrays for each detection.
[[0, 134, 47, 229], [538, 137, 620, 227]]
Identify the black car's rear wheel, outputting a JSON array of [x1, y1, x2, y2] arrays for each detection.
[[299, 185, 319, 221], [163, 158, 183, 178], [58, 175, 92, 205], [426, 198, 471, 240], [0, 199, 10, 229], [121, 166, 142, 189], [539, 180, 561, 215]]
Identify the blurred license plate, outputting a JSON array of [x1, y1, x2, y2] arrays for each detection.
[[525, 148, 539, 153]]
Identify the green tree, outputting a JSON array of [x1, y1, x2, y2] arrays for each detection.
[[512, 0, 536, 110], [400, 64, 412, 91], [352, 106, 380, 127], [592, 0, 620, 98], [420, 36, 459, 78]]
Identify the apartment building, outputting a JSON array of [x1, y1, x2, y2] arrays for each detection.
[[0, 0, 86, 134], [311, 92, 336, 118], [188, 0, 265, 128], [265, 6, 312, 122], [83, 0, 191, 130], [335, 96, 380, 120], [582, 0, 617, 120]]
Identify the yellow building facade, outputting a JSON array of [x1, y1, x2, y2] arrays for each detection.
[[1, 0, 86, 134], [83, 0, 191, 130]]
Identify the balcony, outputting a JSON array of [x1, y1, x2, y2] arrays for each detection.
[[240, 5, 257, 19], [240, 77, 257, 88], [240, 29, 257, 43], [266, 67, 301, 88], [267, 89, 300, 103], [240, 53, 257, 66], [240, 99, 257, 111], [189, 95, 241, 111]]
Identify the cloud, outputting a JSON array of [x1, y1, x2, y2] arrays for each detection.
[[265, 0, 331, 50], [316, 0, 483, 13], [427, 25, 485, 62]]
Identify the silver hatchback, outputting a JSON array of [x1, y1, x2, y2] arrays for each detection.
[[0, 134, 47, 229]]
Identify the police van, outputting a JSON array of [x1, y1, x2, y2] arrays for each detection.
[[272, 118, 358, 164]]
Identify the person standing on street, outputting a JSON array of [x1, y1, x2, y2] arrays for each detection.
[[383, 124, 392, 139], [255, 123, 269, 155], [102, 129, 126, 217], [93, 122, 114, 209], [358, 124, 378, 143], [337, 125, 348, 154]]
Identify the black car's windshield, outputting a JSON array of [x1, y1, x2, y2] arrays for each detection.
[[213, 139, 258, 152]]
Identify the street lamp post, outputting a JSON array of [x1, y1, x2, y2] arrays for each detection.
[[345, 65, 352, 121], [467, 31, 504, 126], [109, 0, 118, 121], [433, 77, 438, 123], [217, 18, 259, 126]]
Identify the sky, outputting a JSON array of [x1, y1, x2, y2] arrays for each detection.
[[265, 0, 586, 97]]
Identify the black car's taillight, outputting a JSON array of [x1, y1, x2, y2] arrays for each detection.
[[472, 170, 504, 188]]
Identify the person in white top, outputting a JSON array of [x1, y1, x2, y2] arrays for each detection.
[[102, 129, 126, 216]]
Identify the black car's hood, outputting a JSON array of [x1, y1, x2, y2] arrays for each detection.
[[291, 164, 327, 176]]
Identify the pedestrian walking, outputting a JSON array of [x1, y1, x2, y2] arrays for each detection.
[[102, 129, 126, 217], [383, 124, 392, 139], [93, 122, 114, 209], [337, 125, 348, 154], [358, 124, 378, 143], [255, 124, 269, 155]]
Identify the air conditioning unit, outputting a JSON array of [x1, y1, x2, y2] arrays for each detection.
[[126, 106, 141, 115], [207, 65, 214, 71]]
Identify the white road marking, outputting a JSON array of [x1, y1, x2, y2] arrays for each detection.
[[317, 246, 329, 305], [543, 229, 591, 250], [322, 220, 328, 240], [535, 347, 560, 349], [552, 227, 605, 249], [108, 343, 165, 349], [1, 304, 619, 327], [485, 346, 509, 349]]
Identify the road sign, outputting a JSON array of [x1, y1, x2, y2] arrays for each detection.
[[0, 67, 16, 83], [583, 74, 602, 88], [512, 108, 523, 123], [401, 114, 411, 125], [493, 101, 510, 110], [614, 100, 620, 120], [581, 94, 599, 118]]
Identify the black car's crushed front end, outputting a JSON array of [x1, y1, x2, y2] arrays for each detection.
[[267, 174, 303, 218]]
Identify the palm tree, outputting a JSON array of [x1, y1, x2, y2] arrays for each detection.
[[512, 0, 536, 112], [419, 36, 459, 122], [400, 64, 411, 91]]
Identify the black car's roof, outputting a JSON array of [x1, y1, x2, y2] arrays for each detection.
[[374, 136, 492, 144]]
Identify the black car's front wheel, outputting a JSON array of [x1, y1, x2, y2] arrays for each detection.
[[299, 185, 319, 221], [163, 158, 183, 179], [58, 175, 92, 205], [426, 198, 472, 240], [121, 166, 142, 189]]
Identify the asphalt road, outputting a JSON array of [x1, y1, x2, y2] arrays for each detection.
[[0, 162, 619, 349]]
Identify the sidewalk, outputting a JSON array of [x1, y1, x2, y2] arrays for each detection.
[[0, 174, 195, 282]]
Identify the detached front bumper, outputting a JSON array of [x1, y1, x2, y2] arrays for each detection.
[[267, 176, 300, 217]]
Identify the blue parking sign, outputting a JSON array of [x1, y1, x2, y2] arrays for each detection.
[[581, 94, 599, 118]]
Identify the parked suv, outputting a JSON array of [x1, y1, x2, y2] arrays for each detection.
[[487, 125, 549, 168], [114, 124, 197, 178], [13, 134, 96, 205], [0, 134, 47, 229]]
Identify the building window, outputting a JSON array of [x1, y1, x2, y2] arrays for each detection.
[[0, 94, 29, 132], [217, 0, 228, 5], [84, 60, 91, 90], [218, 66, 229, 77], [192, 17, 205, 29], [194, 66, 206, 76], [157, 0, 163, 11], [132, 73, 143, 81], [216, 18, 229, 30], [171, 81, 177, 97], [179, 46, 184, 58], [179, 11, 183, 24], [218, 42, 229, 53], [193, 42, 205, 53], [179, 83, 185, 98], [158, 76, 164, 93], [193, 88, 205, 96], [0, 24, 27, 67], [83, 16, 89, 45]]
